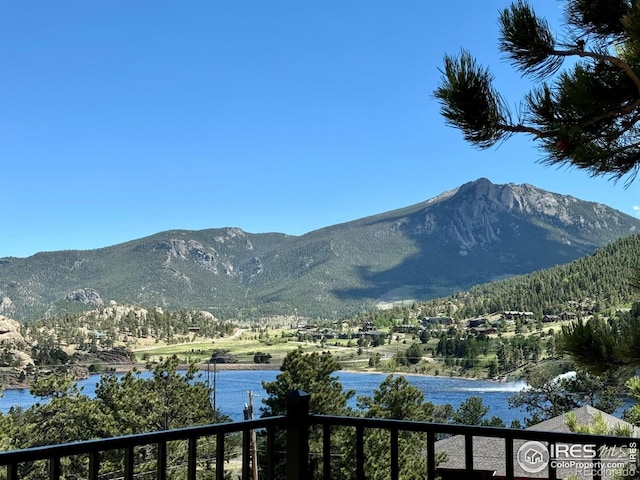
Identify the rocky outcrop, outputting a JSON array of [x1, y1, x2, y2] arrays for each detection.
[[0, 297, 15, 317], [72, 346, 135, 366], [0, 315, 27, 349], [66, 288, 104, 306], [0, 314, 34, 388], [159, 238, 232, 274], [2, 179, 639, 320]]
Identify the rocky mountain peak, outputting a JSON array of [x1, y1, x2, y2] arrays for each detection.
[[1, 179, 639, 320], [449, 178, 618, 227]]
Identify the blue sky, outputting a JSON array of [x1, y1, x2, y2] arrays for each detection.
[[2, 1, 639, 258]]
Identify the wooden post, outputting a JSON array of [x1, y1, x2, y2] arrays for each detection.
[[247, 391, 258, 480], [286, 390, 310, 480]]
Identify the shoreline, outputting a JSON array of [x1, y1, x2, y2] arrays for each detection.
[[0, 362, 285, 392], [0, 361, 520, 393], [0, 366, 526, 395]]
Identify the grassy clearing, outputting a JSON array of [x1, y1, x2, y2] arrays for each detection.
[[126, 321, 560, 379], [130, 328, 361, 366]]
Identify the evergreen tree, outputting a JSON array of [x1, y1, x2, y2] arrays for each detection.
[[261, 347, 354, 417], [260, 348, 355, 479], [451, 396, 505, 427], [508, 365, 621, 426], [560, 310, 640, 372], [355, 375, 438, 480], [434, 0, 640, 374], [434, 0, 640, 182], [5, 356, 227, 479]]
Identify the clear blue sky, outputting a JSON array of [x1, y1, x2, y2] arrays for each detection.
[[2, 1, 639, 258]]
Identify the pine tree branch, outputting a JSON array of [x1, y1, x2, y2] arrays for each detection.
[[579, 98, 640, 131], [552, 48, 640, 94], [496, 122, 545, 138], [527, 46, 640, 133]]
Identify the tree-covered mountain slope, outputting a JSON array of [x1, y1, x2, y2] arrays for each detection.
[[412, 234, 640, 320], [1, 178, 638, 321]]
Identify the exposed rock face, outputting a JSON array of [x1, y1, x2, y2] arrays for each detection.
[[158, 233, 244, 275], [242, 257, 264, 282], [80, 304, 149, 322], [0, 315, 25, 347], [0, 296, 15, 317], [196, 310, 216, 321], [1, 179, 639, 320], [411, 178, 638, 254], [453, 178, 636, 231], [66, 288, 104, 306], [72, 346, 135, 366], [0, 314, 33, 374]]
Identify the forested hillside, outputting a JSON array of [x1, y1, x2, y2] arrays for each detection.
[[24, 306, 237, 353], [9, 234, 640, 357], [0, 233, 637, 394], [418, 234, 640, 319], [350, 234, 640, 324], [2, 179, 638, 321]]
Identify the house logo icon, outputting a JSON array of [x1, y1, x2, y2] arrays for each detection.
[[517, 441, 549, 473]]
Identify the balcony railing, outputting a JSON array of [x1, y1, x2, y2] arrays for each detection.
[[0, 390, 636, 480]]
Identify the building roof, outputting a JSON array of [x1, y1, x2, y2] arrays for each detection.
[[435, 406, 637, 479], [526, 405, 639, 435]]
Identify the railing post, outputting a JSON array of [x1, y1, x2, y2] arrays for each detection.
[[7, 463, 18, 480], [157, 440, 167, 480], [49, 456, 61, 480], [286, 390, 311, 480], [88, 451, 100, 480], [323, 423, 331, 480], [426, 431, 436, 480], [216, 432, 225, 480], [465, 434, 474, 472], [187, 437, 197, 480], [505, 436, 514, 480]]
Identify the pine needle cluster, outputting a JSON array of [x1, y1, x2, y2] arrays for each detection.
[[434, 0, 640, 184]]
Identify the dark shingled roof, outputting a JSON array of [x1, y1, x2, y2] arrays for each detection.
[[435, 406, 638, 479]]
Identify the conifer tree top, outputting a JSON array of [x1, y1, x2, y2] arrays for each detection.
[[434, 0, 640, 185]]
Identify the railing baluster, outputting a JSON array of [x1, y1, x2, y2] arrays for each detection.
[[88, 451, 100, 480], [323, 423, 331, 480], [465, 434, 474, 472], [505, 436, 514, 480], [187, 437, 197, 480], [242, 429, 251, 480], [286, 390, 310, 480], [7, 463, 18, 480], [390, 428, 399, 480], [593, 441, 604, 480], [216, 432, 225, 480], [548, 442, 557, 480], [427, 431, 436, 480], [124, 446, 134, 480], [49, 456, 61, 480], [266, 427, 275, 480], [356, 424, 364, 480], [156, 440, 167, 480], [2, 394, 636, 480]]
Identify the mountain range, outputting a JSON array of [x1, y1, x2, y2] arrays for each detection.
[[1, 178, 639, 321]]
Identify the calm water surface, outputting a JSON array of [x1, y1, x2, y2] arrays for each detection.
[[0, 370, 533, 424]]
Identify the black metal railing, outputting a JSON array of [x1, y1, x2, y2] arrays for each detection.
[[0, 390, 636, 480]]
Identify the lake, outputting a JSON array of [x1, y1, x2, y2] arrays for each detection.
[[0, 370, 534, 424], [2, 369, 634, 425]]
